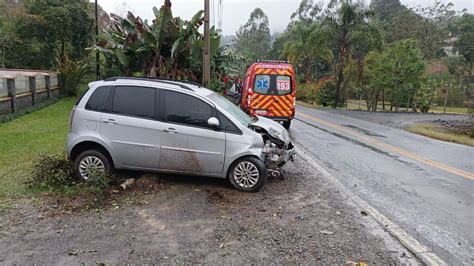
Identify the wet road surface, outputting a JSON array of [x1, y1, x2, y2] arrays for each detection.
[[291, 105, 474, 264]]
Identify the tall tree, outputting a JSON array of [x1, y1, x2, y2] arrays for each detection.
[[283, 22, 332, 83], [290, 0, 322, 25], [322, 1, 373, 108], [386, 1, 456, 59], [452, 13, 474, 96], [234, 8, 271, 62], [370, 0, 403, 22], [14, 0, 94, 64], [364, 39, 426, 111]]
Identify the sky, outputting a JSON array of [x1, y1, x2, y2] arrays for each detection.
[[92, 0, 474, 35]]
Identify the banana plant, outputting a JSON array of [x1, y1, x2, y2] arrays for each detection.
[[92, 0, 240, 84]]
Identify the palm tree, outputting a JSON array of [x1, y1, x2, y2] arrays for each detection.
[[323, 1, 373, 108], [283, 21, 332, 83]]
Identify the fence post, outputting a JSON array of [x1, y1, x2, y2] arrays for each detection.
[[28, 75, 37, 105], [44, 74, 51, 99], [6, 77, 16, 113]]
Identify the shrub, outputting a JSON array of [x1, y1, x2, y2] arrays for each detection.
[[296, 83, 318, 103], [26, 154, 75, 189], [57, 55, 90, 97], [208, 78, 225, 93], [315, 79, 336, 107]]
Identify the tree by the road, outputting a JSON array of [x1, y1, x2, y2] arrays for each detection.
[[234, 8, 272, 62], [322, 1, 374, 108], [451, 13, 473, 98], [363, 39, 426, 111]]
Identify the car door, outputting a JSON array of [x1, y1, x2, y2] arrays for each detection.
[[225, 80, 242, 105], [158, 90, 226, 175], [100, 85, 162, 169]]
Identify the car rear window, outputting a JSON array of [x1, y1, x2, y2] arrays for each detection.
[[254, 75, 292, 95], [112, 86, 155, 118], [85, 86, 111, 111]]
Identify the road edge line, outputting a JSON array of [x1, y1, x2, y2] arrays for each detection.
[[294, 145, 446, 266]]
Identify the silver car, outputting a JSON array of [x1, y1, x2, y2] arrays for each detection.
[[66, 77, 295, 192]]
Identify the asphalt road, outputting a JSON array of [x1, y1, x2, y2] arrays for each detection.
[[291, 105, 474, 265]]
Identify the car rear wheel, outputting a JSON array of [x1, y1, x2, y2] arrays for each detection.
[[228, 157, 267, 192], [74, 150, 112, 180], [283, 120, 291, 129]]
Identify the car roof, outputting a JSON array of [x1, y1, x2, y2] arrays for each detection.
[[91, 77, 214, 97]]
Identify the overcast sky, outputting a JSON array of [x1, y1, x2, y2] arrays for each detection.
[[92, 0, 474, 35]]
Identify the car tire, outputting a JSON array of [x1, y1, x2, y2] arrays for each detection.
[[74, 150, 113, 180], [228, 156, 267, 192], [283, 120, 291, 129]]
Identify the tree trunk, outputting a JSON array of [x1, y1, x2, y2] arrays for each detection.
[[382, 89, 385, 111], [443, 82, 450, 114], [467, 60, 472, 96], [305, 56, 313, 83], [333, 42, 347, 109]]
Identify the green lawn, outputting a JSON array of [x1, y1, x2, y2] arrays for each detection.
[[0, 98, 76, 198]]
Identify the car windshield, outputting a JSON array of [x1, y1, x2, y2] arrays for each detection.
[[208, 93, 252, 127]]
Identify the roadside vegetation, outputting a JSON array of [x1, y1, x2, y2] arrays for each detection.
[[0, 0, 472, 200], [407, 123, 474, 146], [0, 97, 75, 198]]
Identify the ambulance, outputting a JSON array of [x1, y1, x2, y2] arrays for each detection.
[[238, 61, 296, 129]]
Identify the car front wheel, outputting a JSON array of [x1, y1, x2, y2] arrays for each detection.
[[228, 157, 267, 192], [74, 150, 112, 180]]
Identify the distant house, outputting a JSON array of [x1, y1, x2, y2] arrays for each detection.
[[443, 35, 459, 57]]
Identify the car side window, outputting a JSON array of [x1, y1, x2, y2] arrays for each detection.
[[218, 111, 241, 134], [85, 86, 111, 111], [163, 90, 214, 128], [112, 86, 155, 118]]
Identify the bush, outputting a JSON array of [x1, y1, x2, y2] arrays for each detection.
[[57, 55, 90, 97], [208, 78, 225, 93], [315, 79, 336, 107], [26, 154, 121, 195], [296, 83, 318, 103], [26, 154, 75, 189]]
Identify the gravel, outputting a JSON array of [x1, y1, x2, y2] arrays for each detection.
[[0, 158, 417, 264], [324, 109, 472, 129]]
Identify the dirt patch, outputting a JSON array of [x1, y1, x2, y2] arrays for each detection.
[[434, 119, 474, 138], [36, 174, 167, 217], [0, 159, 416, 264]]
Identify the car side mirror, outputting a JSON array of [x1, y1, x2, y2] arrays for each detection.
[[207, 117, 220, 129]]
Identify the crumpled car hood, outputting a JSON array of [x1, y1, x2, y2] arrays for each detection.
[[250, 116, 291, 144]]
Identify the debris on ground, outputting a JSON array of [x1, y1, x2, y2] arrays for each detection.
[[320, 229, 335, 235], [120, 178, 136, 190]]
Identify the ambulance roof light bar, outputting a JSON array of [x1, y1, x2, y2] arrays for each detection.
[[256, 59, 289, 64]]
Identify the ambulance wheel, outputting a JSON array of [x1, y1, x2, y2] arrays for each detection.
[[283, 120, 291, 129]]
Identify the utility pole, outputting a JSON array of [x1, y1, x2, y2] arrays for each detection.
[[203, 0, 210, 86], [95, 0, 100, 80]]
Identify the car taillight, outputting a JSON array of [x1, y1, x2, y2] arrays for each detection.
[[69, 106, 76, 133]]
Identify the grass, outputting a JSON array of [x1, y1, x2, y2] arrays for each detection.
[[407, 124, 474, 147], [429, 106, 469, 115], [0, 98, 77, 198]]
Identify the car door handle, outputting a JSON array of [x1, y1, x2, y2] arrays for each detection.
[[103, 119, 117, 125], [164, 128, 178, 134]]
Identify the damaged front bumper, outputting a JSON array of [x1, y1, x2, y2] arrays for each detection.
[[261, 141, 296, 171]]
